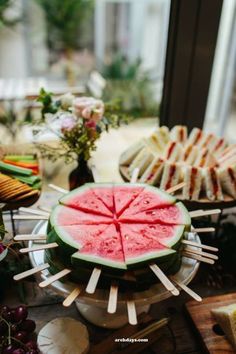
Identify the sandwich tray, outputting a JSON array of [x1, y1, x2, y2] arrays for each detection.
[[119, 165, 236, 210]]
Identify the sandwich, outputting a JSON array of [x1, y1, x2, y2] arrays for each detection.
[[182, 166, 202, 200], [160, 162, 181, 191], [163, 141, 183, 162], [218, 145, 236, 167], [182, 144, 199, 165], [187, 127, 204, 146], [199, 133, 218, 151], [211, 137, 227, 156], [211, 304, 236, 350], [218, 165, 236, 198], [144, 126, 170, 154], [128, 147, 154, 177], [203, 167, 224, 201], [170, 125, 188, 144], [120, 140, 145, 165], [140, 157, 165, 185], [194, 148, 217, 168]]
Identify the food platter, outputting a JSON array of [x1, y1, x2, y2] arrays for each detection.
[[119, 165, 236, 210]]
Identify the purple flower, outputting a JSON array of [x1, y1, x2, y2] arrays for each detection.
[[61, 114, 77, 133], [0, 244, 5, 254]]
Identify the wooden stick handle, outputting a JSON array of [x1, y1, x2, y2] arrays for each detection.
[[184, 247, 218, 260], [39, 269, 71, 288], [63, 287, 81, 307], [20, 242, 58, 253], [182, 251, 215, 264], [191, 227, 215, 233], [19, 207, 49, 216], [107, 282, 119, 314], [130, 168, 140, 183], [172, 280, 202, 302], [166, 182, 186, 194], [48, 184, 68, 194], [149, 264, 179, 296], [14, 234, 46, 241], [189, 209, 221, 218], [14, 263, 49, 281], [13, 215, 48, 220], [86, 267, 101, 294], [182, 239, 218, 252], [127, 300, 137, 325]]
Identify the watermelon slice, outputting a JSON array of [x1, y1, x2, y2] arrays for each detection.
[[119, 224, 176, 269], [121, 186, 176, 216], [72, 224, 126, 271], [90, 184, 114, 212], [49, 205, 112, 228], [119, 223, 184, 249], [119, 202, 191, 227], [60, 186, 112, 217], [113, 184, 144, 216]]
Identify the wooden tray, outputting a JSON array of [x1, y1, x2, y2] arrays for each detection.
[[119, 165, 236, 210], [186, 293, 236, 353], [0, 144, 41, 211]]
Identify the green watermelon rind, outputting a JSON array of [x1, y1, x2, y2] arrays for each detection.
[[143, 184, 176, 205], [175, 202, 191, 229], [72, 252, 127, 272], [124, 248, 176, 269], [158, 225, 185, 249]]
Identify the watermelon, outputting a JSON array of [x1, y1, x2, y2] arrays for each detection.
[[47, 183, 191, 283], [113, 183, 144, 216], [119, 202, 191, 227], [60, 186, 112, 217], [120, 186, 176, 216]]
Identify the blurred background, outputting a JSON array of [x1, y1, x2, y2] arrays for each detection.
[[0, 0, 235, 143]]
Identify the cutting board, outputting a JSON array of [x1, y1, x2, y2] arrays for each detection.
[[186, 293, 236, 353]]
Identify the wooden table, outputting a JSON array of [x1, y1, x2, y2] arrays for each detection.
[[2, 191, 236, 354]]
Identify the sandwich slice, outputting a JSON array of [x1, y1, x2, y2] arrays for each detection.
[[120, 140, 145, 165], [140, 157, 165, 185], [194, 148, 217, 168], [211, 303, 236, 350], [182, 166, 202, 200], [182, 144, 199, 165], [163, 141, 183, 162], [211, 137, 227, 157], [186, 127, 204, 146], [128, 147, 154, 177], [170, 125, 188, 145], [203, 167, 224, 201], [218, 165, 236, 198], [160, 162, 181, 191], [218, 145, 236, 167], [199, 133, 218, 151]]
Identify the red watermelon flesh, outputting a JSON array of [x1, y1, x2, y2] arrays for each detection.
[[119, 202, 190, 225], [54, 224, 109, 249], [113, 185, 144, 216], [121, 188, 176, 216], [92, 187, 114, 212], [60, 189, 112, 217], [51, 205, 112, 226], [119, 223, 175, 267]]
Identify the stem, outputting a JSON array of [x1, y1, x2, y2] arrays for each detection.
[[0, 316, 11, 345]]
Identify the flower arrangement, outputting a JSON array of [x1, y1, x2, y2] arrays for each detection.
[[34, 89, 130, 164]]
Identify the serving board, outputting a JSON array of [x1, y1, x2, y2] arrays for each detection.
[[186, 293, 236, 353], [119, 165, 236, 210]]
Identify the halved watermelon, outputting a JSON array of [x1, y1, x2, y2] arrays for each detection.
[[119, 223, 176, 269], [49, 205, 112, 228], [120, 185, 176, 216], [72, 224, 126, 271], [113, 183, 144, 216], [60, 185, 112, 216], [119, 202, 191, 227]]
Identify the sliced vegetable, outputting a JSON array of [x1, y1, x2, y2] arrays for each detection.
[[0, 161, 32, 176]]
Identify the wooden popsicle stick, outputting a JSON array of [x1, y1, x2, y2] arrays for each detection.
[[189, 209, 221, 218], [166, 182, 186, 194], [86, 267, 101, 294], [182, 239, 218, 252], [13, 215, 48, 220], [14, 234, 46, 241], [19, 207, 49, 217], [184, 247, 218, 260], [20, 242, 58, 254], [182, 251, 215, 264], [191, 227, 215, 233], [39, 268, 71, 288], [130, 168, 140, 183], [13, 263, 50, 281], [127, 300, 137, 325], [107, 282, 119, 314], [149, 264, 179, 296], [48, 183, 68, 194], [172, 279, 202, 302], [63, 287, 81, 307], [38, 205, 52, 213]]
